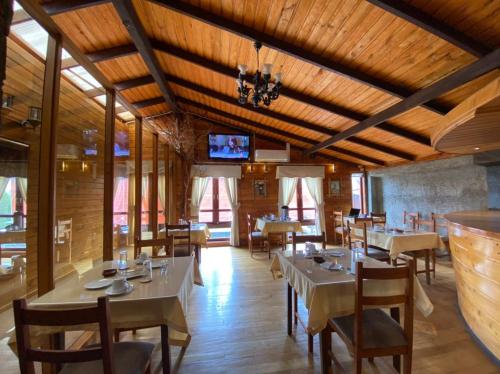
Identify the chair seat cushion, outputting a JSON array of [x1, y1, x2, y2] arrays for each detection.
[[330, 309, 407, 350], [251, 231, 266, 238], [60, 341, 154, 374], [366, 246, 390, 261]]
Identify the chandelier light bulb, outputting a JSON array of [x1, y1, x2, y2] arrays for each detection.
[[275, 72, 282, 82], [238, 64, 248, 74], [262, 63, 273, 75]]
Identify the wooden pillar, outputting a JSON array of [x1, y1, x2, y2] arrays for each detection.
[[361, 167, 368, 215], [37, 35, 61, 296], [103, 89, 115, 261], [134, 117, 143, 257], [151, 133, 159, 238], [164, 144, 170, 224]]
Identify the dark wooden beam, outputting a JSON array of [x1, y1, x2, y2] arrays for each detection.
[[142, 74, 414, 160], [42, 0, 107, 15], [151, 0, 448, 115], [103, 39, 432, 146], [177, 97, 384, 166], [151, 133, 159, 240], [134, 116, 143, 257], [37, 35, 62, 296], [367, 0, 491, 58], [134, 96, 165, 109], [87, 44, 137, 63], [306, 47, 500, 154], [103, 89, 115, 261], [111, 0, 177, 110]]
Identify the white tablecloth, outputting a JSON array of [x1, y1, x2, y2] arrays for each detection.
[[9, 256, 203, 350], [271, 250, 433, 334], [157, 223, 211, 246], [255, 218, 302, 235], [353, 228, 446, 257]]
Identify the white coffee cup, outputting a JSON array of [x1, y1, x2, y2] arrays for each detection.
[[111, 278, 128, 293]]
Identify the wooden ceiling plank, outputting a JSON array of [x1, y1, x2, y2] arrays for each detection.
[[176, 97, 384, 166], [306, 47, 500, 154], [366, 0, 491, 58], [111, 0, 177, 110], [150, 0, 448, 115], [101, 39, 429, 147], [162, 74, 414, 160], [42, 0, 108, 15]]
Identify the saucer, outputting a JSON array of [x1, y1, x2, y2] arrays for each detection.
[[105, 283, 134, 296], [84, 278, 114, 290], [326, 250, 345, 257]]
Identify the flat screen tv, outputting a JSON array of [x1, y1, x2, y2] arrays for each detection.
[[208, 133, 250, 160]]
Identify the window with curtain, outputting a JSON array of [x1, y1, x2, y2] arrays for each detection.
[[352, 173, 363, 210], [113, 177, 129, 226], [288, 178, 316, 223], [198, 177, 232, 241]]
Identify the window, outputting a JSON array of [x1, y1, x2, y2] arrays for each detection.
[[351, 173, 366, 213], [199, 178, 232, 226], [288, 179, 316, 223], [113, 177, 128, 226]]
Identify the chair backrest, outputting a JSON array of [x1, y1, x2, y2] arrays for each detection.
[[292, 232, 326, 252], [417, 215, 435, 232], [165, 223, 191, 256], [370, 212, 386, 226], [354, 260, 414, 354], [13, 296, 114, 374], [346, 221, 369, 255], [403, 211, 420, 230]]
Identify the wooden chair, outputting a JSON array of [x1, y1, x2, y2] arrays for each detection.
[[247, 214, 270, 258], [333, 210, 346, 246], [432, 213, 451, 257], [291, 232, 326, 354], [403, 216, 436, 284], [165, 223, 200, 263], [327, 260, 414, 374], [370, 211, 387, 228], [347, 221, 390, 263], [13, 296, 154, 374], [403, 211, 420, 230]]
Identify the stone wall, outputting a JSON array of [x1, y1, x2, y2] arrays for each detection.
[[368, 155, 494, 227]]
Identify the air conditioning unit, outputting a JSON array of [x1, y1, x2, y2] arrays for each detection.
[[57, 144, 80, 160], [254, 143, 290, 162]]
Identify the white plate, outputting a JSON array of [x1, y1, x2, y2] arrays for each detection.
[[105, 283, 134, 296], [84, 278, 113, 290], [327, 251, 345, 257]]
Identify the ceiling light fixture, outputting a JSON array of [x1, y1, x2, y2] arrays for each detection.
[[236, 41, 282, 108]]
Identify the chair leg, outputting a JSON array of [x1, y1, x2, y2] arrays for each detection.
[[403, 352, 412, 374], [393, 354, 401, 373], [432, 248, 436, 279], [424, 249, 431, 285], [293, 291, 298, 325], [308, 333, 313, 354]]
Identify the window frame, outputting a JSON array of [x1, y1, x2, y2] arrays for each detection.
[[199, 177, 232, 227], [288, 178, 315, 224]]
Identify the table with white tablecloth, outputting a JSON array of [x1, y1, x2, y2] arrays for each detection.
[[255, 218, 302, 250]]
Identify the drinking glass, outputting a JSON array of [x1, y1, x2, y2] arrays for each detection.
[[142, 259, 152, 280], [160, 259, 169, 277], [118, 249, 128, 270]]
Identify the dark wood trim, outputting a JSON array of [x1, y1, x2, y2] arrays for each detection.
[[151, 0, 448, 115], [163, 144, 170, 224], [42, 0, 108, 15], [366, 0, 491, 58], [17, 0, 140, 118], [177, 97, 382, 165], [165, 75, 415, 160], [104, 40, 433, 146], [87, 44, 137, 63], [103, 89, 116, 261], [306, 47, 500, 154], [151, 133, 159, 239], [37, 35, 62, 296], [133, 96, 165, 109], [134, 116, 143, 258], [111, 0, 177, 110]]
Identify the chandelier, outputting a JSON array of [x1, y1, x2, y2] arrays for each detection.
[[236, 41, 282, 108]]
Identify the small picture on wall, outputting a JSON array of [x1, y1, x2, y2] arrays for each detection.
[[254, 180, 267, 198], [328, 178, 341, 197]]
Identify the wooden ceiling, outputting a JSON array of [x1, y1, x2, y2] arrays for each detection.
[[34, 0, 500, 167]]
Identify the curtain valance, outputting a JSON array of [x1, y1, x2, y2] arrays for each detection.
[[191, 164, 241, 179], [276, 165, 325, 179]]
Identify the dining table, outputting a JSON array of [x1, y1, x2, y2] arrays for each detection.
[[255, 218, 302, 250], [8, 256, 203, 374], [271, 249, 433, 373]]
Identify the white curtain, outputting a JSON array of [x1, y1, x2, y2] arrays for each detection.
[[17, 178, 27, 201], [190, 177, 209, 220], [0, 177, 9, 200], [304, 177, 326, 236], [224, 177, 239, 246], [158, 174, 165, 212], [278, 177, 298, 212], [113, 177, 120, 204], [127, 174, 135, 242]]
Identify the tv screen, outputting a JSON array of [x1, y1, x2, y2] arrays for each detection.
[[208, 134, 250, 160], [114, 129, 130, 157]]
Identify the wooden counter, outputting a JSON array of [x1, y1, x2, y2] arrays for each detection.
[[445, 211, 500, 359]]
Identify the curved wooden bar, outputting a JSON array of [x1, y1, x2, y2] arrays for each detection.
[[446, 211, 500, 360]]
